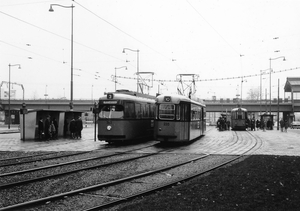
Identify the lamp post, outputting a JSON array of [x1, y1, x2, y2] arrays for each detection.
[[49, 3, 74, 110], [260, 68, 269, 115], [114, 66, 127, 91], [269, 56, 285, 115], [8, 64, 21, 129], [122, 48, 139, 93]]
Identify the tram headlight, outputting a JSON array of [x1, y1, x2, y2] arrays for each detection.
[[107, 125, 112, 131]]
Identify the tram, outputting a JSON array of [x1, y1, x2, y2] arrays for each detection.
[[97, 90, 156, 143], [155, 94, 206, 143], [230, 106, 248, 130]]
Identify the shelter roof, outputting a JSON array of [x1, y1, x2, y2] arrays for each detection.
[[284, 77, 300, 92]]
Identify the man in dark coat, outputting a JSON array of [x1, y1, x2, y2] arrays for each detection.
[[75, 116, 83, 138], [44, 115, 50, 141], [69, 118, 76, 139], [38, 118, 44, 140], [52, 118, 58, 139]]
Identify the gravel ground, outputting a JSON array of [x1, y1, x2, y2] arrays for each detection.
[[110, 155, 300, 211], [2, 150, 299, 211], [0, 152, 201, 208]]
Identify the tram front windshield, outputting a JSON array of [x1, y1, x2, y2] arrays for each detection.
[[99, 105, 124, 119], [232, 110, 246, 120], [159, 104, 175, 120]]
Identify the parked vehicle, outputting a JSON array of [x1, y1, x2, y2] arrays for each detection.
[[97, 90, 156, 143], [291, 121, 300, 129], [155, 94, 206, 143], [231, 107, 248, 130]]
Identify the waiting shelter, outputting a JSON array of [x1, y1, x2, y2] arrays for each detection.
[[284, 77, 300, 122], [260, 113, 275, 130], [19, 109, 82, 140]]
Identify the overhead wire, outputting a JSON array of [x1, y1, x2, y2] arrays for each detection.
[[74, 0, 185, 71], [115, 67, 300, 83], [186, 0, 241, 56], [0, 9, 124, 62]]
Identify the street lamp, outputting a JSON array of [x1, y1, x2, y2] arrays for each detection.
[[260, 68, 269, 115], [8, 64, 21, 129], [122, 48, 139, 93], [269, 56, 285, 114], [49, 3, 75, 110], [114, 66, 127, 91]]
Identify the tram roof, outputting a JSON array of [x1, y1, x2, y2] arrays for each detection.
[[156, 94, 206, 107], [231, 107, 247, 112]]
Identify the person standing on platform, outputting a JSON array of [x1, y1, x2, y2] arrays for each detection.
[[280, 118, 284, 132], [44, 115, 51, 141], [261, 119, 266, 132], [75, 116, 83, 139], [49, 120, 56, 140], [53, 118, 58, 139], [226, 119, 230, 130], [284, 119, 289, 132], [250, 118, 256, 131], [256, 119, 260, 130], [64, 118, 68, 138], [69, 117, 76, 139], [38, 118, 44, 140]]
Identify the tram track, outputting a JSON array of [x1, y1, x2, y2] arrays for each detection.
[[82, 130, 264, 211], [0, 142, 159, 174], [0, 143, 163, 184], [0, 151, 93, 168], [0, 129, 264, 211], [0, 149, 172, 189]]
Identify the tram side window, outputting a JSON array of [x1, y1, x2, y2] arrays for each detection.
[[176, 105, 180, 120], [124, 102, 135, 118], [180, 103, 189, 121], [135, 103, 142, 119], [99, 105, 124, 119], [159, 104, 175, 120], [145, 103, 153, 118], [191, 104, 201, 120], [150, 104, 155, 118], [142, 103, 150, 118]]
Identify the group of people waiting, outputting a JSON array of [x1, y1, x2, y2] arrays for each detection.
[[64, 116, 83, 139], [247, 118, 289, 132], [38, 115, 83, 140], [38, 115, 58, 140], [217, 116, 231, 131], [279, 118, 289, 132], [216, 116, 289, 132]]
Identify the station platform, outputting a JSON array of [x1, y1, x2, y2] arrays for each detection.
[[0, 125, 103, 152], [0, 126, 300, 156]]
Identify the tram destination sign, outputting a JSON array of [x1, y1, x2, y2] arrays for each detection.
[[103, 101, 117, 104]]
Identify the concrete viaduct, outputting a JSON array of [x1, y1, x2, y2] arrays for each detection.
[[1, 98, 299, 114]]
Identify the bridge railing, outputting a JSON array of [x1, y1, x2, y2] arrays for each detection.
[[204, 98, 291, 104]]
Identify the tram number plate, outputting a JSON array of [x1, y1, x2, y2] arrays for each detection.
[[164, 122, 170, 126]]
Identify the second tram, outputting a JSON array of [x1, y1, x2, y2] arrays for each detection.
[[230, 107, 248, 130], [97, 90, 156, 143], [155, 94, 206, 143]]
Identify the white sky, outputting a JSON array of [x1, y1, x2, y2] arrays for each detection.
[[1, 0, 300, 100]]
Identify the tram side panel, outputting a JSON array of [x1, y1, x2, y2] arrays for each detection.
[[98, 119, 153, 142], [190, 121, 200, 140], [155, 121, 189, 142], [155, 120, 205, 142]]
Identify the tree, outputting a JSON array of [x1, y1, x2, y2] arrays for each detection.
[[246, 87, 260, 100]]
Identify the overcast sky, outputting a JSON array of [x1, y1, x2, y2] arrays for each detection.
[[1, 0, 300, 101]]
